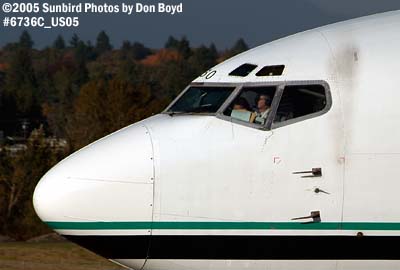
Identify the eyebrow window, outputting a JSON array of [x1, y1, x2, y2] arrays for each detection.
[[229, 64, 258, 77], [256, 65, 285, 76]]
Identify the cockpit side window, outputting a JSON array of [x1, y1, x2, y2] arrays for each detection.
[[167, 86, 234, 114], [223, 86, 276, 125], [273, 84, 327, 125]]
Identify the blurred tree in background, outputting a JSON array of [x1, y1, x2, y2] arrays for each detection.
[[0, 31, 249, 240], [95, 30, 112, 55], [219, 38, 249, 61], [69, 33, 80, 48], [53, 35, 66, 50], [19, 30, 34, 49], [66, 78, 167, 149], [3, 32, 40, 124], [0, 126, 65, 240], [121, 41, 152, 60]]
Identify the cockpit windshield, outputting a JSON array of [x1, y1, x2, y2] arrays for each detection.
[[167, 86, 234, 114]]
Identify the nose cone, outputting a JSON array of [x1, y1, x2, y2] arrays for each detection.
[[33, 123, 154, 227]]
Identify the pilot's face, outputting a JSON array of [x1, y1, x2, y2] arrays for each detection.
[[233, 104, 245, 111], [257, 96, 268, 110]]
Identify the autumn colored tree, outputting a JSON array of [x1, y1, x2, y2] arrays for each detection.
[[141, 48, 182, 66], [115, 60, 143, 85], [66, 78, 167, 150], [188, 44, 218, 75]]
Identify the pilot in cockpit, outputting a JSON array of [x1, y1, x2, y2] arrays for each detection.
[[230, 97, 257, 123], [254, 94, 272, 124], [233, 97, 251, 111]]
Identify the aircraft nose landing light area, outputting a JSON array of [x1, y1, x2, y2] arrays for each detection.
[[33, 10, 400, 270]]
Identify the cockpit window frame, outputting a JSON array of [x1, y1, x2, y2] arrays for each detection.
[[270, 80, 332, 130], [216, 84, 281, 131], [162, 80, 332, 131], [163, 83, 241, 116]]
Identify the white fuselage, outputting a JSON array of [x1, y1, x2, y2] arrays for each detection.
[[33, 10, 400, 270]]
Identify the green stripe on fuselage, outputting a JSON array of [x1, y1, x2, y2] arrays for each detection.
[[45, 221, 400, 231]]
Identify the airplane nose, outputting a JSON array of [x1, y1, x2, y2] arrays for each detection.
[[33, 124, 154, 267]]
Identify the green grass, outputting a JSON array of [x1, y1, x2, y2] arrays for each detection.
[[0, 242, 125, 270]]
